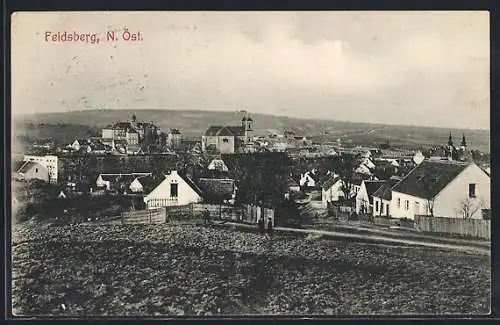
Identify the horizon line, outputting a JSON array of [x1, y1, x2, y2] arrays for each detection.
[[13, 108, 490, 132]]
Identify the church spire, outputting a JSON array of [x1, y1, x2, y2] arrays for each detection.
[[448, 132, 453, 146], [461, 133, 467, 147]]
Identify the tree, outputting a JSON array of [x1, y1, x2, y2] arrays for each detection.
[[421, 177, 436, 217], [336, 154, 358, 203], [456, 196, 486, 219]]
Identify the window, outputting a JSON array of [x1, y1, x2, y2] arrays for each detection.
[[405, 200, 409, 210], [469, 184, 476, 198], [375, 201, 379, 212], [222, 138, 229, 143], [170, 183, 178, 198], [397, 198, 401, 208], [35, 168, 38, 173]]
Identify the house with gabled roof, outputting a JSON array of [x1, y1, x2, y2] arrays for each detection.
[[321, 173, 343, 208], [299, 170, 320, 188], [372, 176, 401, 217], [207, 157, 229, 172], [15, 161, 49, 182], [144, 170, 203, 209], [389, 160, 490, 220], [355, 180, 386, 214]]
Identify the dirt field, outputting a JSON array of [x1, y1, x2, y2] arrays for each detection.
[[11, 223, 490, 316]]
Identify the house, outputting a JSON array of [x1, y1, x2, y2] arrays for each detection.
[[355, 180, 386, 214], [126, 144, 143, 155], [197, 178, 236, 202], [168, 129, 182, 149], [288, 177, 301, 193], [144, 170, 203, 209], [70, 139, 90, 152], [413, 151, 426, 165], [321, 173, 343, 208], [129, 175, 161, 193], [15, 161, 49, 182], [96, 173, 151, 191], [207, 157, 229, 172], [299, 170, 320, 188], [89, 141, 107, 154], [372, 177, 401, 217], [355, 163, 373, 175], [202, 115, 253, 153], [23, 155, 59, 183], [390, 160, 490, 220]]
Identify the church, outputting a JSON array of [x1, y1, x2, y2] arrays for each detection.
[[445, 133, 471, 162], [201, 114, 254, 154]]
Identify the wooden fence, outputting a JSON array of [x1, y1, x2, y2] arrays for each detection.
[[116, 203, 275, 226], [415, 215, 490, 240], [121, 207, 166, 224]]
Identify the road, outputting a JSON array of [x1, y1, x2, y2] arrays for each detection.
[[219, 222, 490, 255]]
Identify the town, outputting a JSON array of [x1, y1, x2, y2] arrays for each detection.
[[10, 11, 491, 318], [13, 112, 491, 230]]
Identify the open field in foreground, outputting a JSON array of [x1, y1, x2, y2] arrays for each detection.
[[12, 223, 490, 316]]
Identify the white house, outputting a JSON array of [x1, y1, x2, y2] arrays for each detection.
[[355, 180, 386, 214], [143, 170, 203, 209], [356, 164, 373, 176], [321, 173, 343, 208], [413, 151, 426, 165], [23, 155, 59, 183], [299, 170, 319, 188], [207, 158, 229, 172], [390, 160, 490, 220], [96, 173, 151, 191], [372, 177, 401, 217], [362, 158, 376, 170]]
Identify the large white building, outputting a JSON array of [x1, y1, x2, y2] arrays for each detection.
[[390, 160, 490, 220], [23, 155, 59, 183]]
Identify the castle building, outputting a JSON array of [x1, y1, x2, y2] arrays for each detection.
[[446, 133, 471, 162], [101, 114, 158, 147]]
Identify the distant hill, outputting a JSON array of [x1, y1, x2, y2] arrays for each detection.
[[13, 109, 490, 153]]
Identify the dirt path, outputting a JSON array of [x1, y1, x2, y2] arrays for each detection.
[[307, 222, 490, 248], [221, 222, 490, 255]]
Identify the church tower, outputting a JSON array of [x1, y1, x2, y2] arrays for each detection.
[[460, 133, 467, 149], [446, 132, 455, 160], [241, 114, 253, 144]]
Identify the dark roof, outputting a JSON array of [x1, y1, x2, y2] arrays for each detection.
[[170, 129, 181, 135], [391, 160, 470, 199], [126, 128, 138, 134], [177, 172, 204, 197], [321, 174, 342, 190], [197, 178, 235, 199], [13, 161, 27, 172], [363, 180, 386, 204], [115, 122, 133, 129], [241, 116, 247, 121], [205, 125, 245, 137], [114, 139, 127, 145], [136, 175, 163, 192], [288, 177, 300, 187], [372, 178, 400, 201], [76, 139, 89, 144], [100, 174, 118, 182], [18, 161, 44, 173]]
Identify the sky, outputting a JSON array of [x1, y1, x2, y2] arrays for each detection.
[[11, 11, 490, 129]]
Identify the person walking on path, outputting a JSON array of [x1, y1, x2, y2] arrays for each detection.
[[258, 217, 265, 235], [267, 217, 274, 237], [203, 208, 211, 225]]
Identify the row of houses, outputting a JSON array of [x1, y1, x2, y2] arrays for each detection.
[[323, 159, 490, 220]]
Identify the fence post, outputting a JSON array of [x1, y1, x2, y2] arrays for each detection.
[[121, 212, 124, 225], [165, 207, 168, 223], [149, 210, 152, 224]]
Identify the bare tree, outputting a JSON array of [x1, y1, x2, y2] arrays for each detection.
[[420, 172, 437, 217], [337, 154, 358, 203], [456, 196, 486, 219]]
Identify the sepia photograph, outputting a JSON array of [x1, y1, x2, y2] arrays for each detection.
[[10, 11, 491, 317]]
